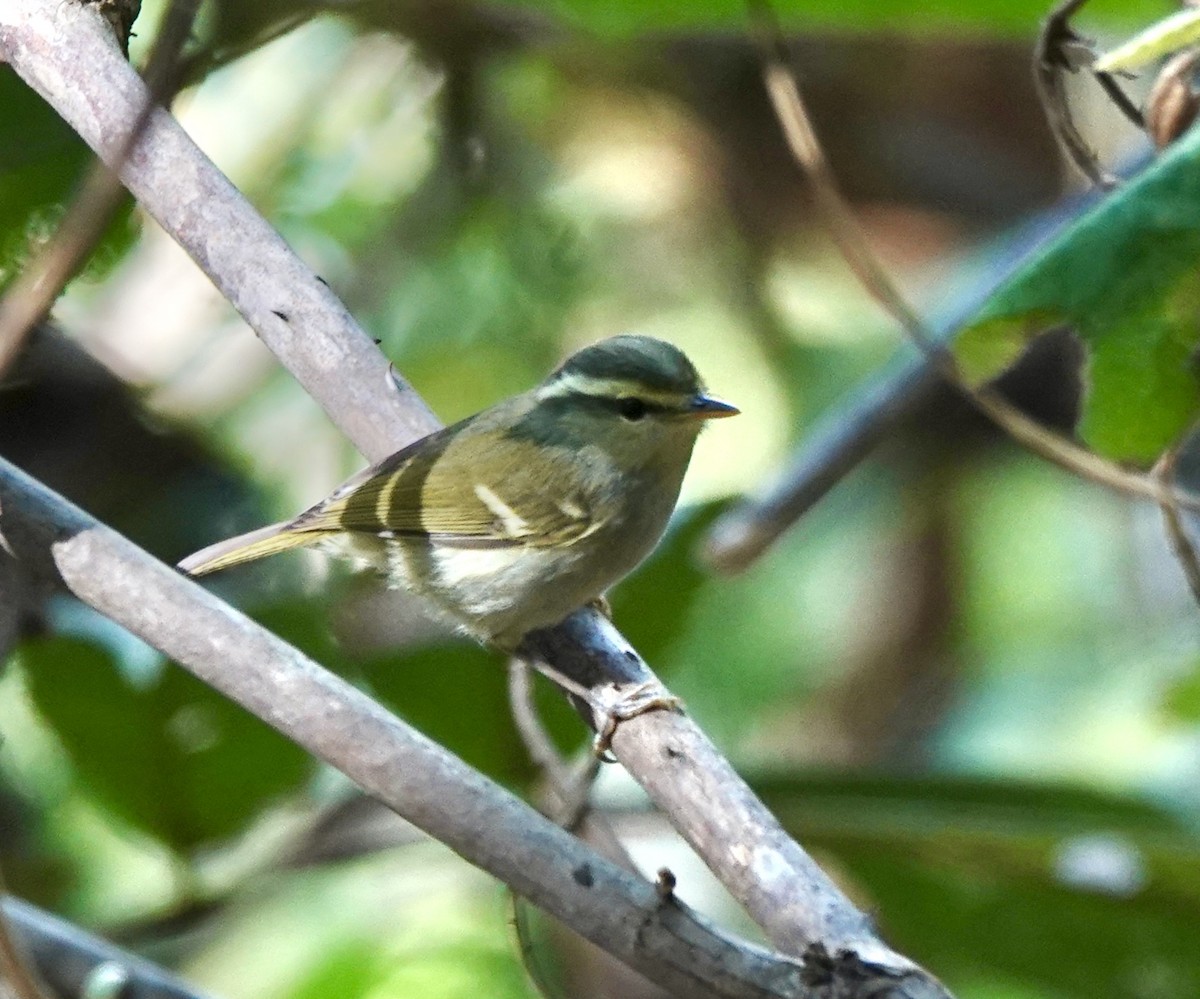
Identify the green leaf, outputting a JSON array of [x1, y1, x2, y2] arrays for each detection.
[[153, 665, 314, 844], [21, 636, 313, 852], [20, 638, 165, 839], [957, 123, 1200, 463], [288, 940, 389, 999], [377, 939, 537, 999]]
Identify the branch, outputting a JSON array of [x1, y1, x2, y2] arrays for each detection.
[[0, 0, 437, 460], [1156, 447, 1200, 606], [703, 204, 1079, 573], [2, 895, 211, 999], [705, 351, 936, 573], [0, 4, 949, 995], [704, 137, 1156, 573], [0, 457, 807, 999]]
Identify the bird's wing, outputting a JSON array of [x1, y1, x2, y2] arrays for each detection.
[[290, 429, 602, 549]]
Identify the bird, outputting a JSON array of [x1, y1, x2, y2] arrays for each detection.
[[180, 335, 737, 652]]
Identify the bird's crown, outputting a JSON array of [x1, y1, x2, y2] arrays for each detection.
[[537, 335, 705, 416]]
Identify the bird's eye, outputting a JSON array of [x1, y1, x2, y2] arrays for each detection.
[[618, 397, 648, 421]]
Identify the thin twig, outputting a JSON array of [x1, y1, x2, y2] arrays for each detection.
[[504, 664, 584, 999], [0, 0, 200, 378], [508, 657, 604, 827], [703, 173, 1146, 574], [1096, 72, 1145, 130], [507, 659, 613, 838], [509, 659, 680, 999], [1033, 0, 1119, 187], [509, 658, 575, 786], [1156, 447, 1200, 605], [747, 6, 1196, 550]]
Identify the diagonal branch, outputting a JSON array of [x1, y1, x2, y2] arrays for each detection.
[[1156, 447, 1200, 606], [0, 455, 803, 999], [0, 3, 950, 996], [2, 895, 214, 999], [704, 351, 936, 574]]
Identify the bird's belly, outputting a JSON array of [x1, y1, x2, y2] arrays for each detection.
[[365, 484, 676, 649], [426, 544, 598, 647]]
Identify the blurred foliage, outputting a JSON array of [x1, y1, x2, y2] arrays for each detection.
[[19, 637, 313, 852], [506, 0, 1176, 36], [757, 772, 1200, 998], [0, 70, 137, 287], [3, 2, 1200, 999]]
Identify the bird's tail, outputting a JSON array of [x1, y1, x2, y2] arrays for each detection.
[[179, 522, 328, 576]]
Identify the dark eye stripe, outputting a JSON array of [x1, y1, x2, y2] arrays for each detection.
[[567, 391, 673, 417]]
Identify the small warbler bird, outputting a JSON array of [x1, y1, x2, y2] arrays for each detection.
[[180, 335, 737, 650]]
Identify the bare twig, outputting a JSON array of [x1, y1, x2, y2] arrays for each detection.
[[1156, 447, 1200, 605], [1034, 0, 1121, 186], [506, 663, 660, 999], [2, 894, 210, 999], [508, 659, 594, 819], [507, 658, 612, 837], [509, 658, 574, 786], [0, 457, 808, 999], [0, 0, 200, 377], [0, 5, 951, 995], [727, 6, 1194, 576]]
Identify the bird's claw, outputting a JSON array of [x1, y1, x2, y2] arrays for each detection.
[[590, 680, 683, 757]]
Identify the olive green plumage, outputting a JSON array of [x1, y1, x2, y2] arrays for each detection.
[[180, 335, 737, 649]]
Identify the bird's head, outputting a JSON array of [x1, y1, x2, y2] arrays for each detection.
[[533, 335, 738, 458]]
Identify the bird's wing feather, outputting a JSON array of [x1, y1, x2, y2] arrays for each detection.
[[289, 427, 602, 548]]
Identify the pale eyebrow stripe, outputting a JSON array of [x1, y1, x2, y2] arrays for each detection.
[[537, 371, 690, 408], [537, 371, 625, 400]]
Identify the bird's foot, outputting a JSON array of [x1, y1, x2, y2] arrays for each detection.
[[527, 661, 682, 757], [589, 680, 683, 758]]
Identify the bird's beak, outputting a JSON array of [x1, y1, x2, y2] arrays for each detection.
[[689, 394, 740, 419]]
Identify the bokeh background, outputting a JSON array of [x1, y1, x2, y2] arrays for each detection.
[[3, 1, 1200, 997]]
